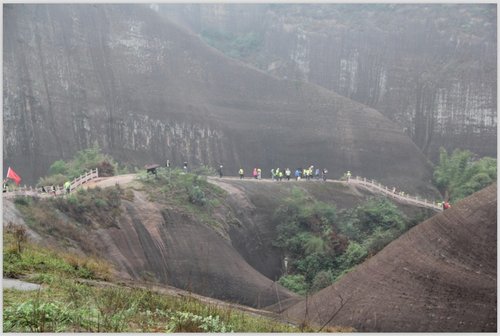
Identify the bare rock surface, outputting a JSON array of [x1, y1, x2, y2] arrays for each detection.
[[282, 183, 497, 332]]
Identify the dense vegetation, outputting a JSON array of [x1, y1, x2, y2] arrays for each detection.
[[433, 148, 496, 203], [274, 187, 410, 294], [37, 144, 125, 187], [4, 226, 323, 332]]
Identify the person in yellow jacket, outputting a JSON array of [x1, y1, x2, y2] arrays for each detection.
[[64, 181, 71, 194]]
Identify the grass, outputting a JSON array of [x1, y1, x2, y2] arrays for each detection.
[[136, 168, 234, 238], [3, 229, 313, 332]]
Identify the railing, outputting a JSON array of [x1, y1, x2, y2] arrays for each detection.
[[348, 176, 442, 211], [3, 168, 99, 199]]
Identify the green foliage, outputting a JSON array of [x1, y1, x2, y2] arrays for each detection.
[[310, 270, 334, 292], [49, 160, 68, 176], [3, 230, 307, 332], [433, 147, 496, 202], [277, 274, 308, 296], [52, 186, 123, 228], [187, 185, 207, 206], [166, 311, 233, 332], [39, 144, 118, 186], [274, 191, 409, 292], [3, 300, 74, 332], [37, 174, 68, 188], [336, 242, 368, 271], [348, 198, 405, 238]]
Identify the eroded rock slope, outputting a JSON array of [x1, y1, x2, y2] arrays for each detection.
[[282, 183, 497, 332]]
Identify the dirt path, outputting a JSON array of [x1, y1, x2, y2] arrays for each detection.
[[3, 278, 43, 291]]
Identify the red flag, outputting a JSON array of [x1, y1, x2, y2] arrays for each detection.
[[6, 167, 22, 185]]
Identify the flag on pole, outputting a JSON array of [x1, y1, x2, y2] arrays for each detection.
[[6, 167, 22, 185]]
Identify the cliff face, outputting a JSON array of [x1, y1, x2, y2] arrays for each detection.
[[4, 4, 435, 195], [158, 4, 497, 160]]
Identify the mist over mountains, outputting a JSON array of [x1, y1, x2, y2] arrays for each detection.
[[159, 3, 497, 160], [4, 4, 440, 194]]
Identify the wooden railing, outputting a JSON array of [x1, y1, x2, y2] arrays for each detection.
[[3, 168, 99, 199], [348, 176, 442, 211]]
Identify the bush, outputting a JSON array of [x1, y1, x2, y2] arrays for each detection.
[[187, 185, 206, 206], [278, 274, 308, 296], [3, 300, 74, 332], [337, 242, 368, 271], [166, 311, 233, 332], [310, 270, 334, 292]]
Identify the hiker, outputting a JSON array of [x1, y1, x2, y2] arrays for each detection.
[[253, 167, 258, 179], [346, 171, 352, 182], [285, 168, 291, 181], [295, 169, 301, 181], [64, 181, 71, 194], [51, 185, 56, 196], [2, 179, 7, 193], [183, 161, 188, 173], [315, 168, 320, 180], [322, 168, 328, 181], [257, 168, 262, 180], [278, 170, 283, 181], [41, 185, 47, 193], [218, 165, 223, 178], [443, 201, 451, 210], [165, 160, 170, 168], [239, 168, 244, 179]]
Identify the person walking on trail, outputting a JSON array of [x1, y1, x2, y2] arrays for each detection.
[[278, 170, 283, 181], [183, 161, 188, 173], [295, 169, 301, 180], [257, 168, 262, 180], [271, 168, 275, 181], [285, 168, 291, 181], [315, 168, 320, 180], [51, 185, 56, 196], [322, 168, 328, 181], [253, 168, 258, 179], [239, 168, 244, 179], [64, 181, 71, 194], [218, 165, 224, 178], [346, 170, 352, 182], [443, 201, 451, 210]]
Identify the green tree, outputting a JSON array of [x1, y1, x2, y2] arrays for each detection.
[[433, 148, 496, 202], [277, 274, 308, 296]]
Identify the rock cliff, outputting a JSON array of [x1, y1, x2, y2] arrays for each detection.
[[4, 4, 434, 196], [158, 4, 497, 160]]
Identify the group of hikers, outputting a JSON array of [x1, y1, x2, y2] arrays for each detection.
[[231, 166, 332, 181]]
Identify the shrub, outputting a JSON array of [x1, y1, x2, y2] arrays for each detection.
[[337, 242, 368, 271], [277, 274, 308, 296], [310, 270, 334, 292], [166, 311, 233, 332], [3, 300, 73, 332], [187, 185, 206, 206]]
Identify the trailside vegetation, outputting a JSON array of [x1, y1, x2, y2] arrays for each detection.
[[274, 187, 409, 294], [433, 147, 497, 203], [38, 144, 123, 187], [3, 228, 323, 332]]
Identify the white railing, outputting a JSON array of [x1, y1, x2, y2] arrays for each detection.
[[3, 168, 99, 199], [348, 176, 442, 211]]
